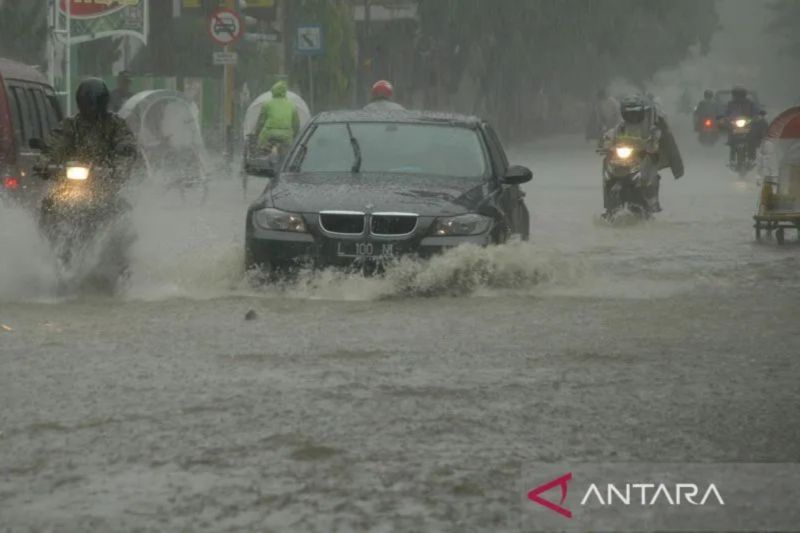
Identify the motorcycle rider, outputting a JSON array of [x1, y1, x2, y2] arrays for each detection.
[[255, 80, 300, 160], [363, 80, 405, 111], [693, 89, 718, 131], [585, 88, 621, 141], [601, 95, 684, 216], [724, 86, 760, 163], [36, 78, 138, 282], [38, 78, 137, 187]]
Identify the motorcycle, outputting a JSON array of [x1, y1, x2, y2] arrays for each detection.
[[599, 142, 658, 220], [726, 116, 756, 177], [37, 161, 134, 291], [697, 116, 719, 146]]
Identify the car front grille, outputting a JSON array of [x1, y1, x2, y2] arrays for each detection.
[[371, 213, 418, 236], [319, 212, 365, 234]]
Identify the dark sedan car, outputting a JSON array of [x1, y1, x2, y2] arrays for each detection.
[[244, 110, 532, 274]]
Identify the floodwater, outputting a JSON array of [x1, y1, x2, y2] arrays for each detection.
[[1, 126, 798, 531]]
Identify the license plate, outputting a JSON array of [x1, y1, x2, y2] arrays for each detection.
[[336, 241, 398, 259]]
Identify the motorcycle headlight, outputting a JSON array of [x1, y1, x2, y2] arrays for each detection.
[[615, 146, 634, 160], [66, 165, 90, 181], [734, 118, 748, 128], [253, 208, 307, 233], [431, 214, 492, 236]]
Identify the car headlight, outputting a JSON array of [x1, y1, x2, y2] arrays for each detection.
[[431, 214, 492, 236], [615, 146, 634, 160], [734, 118, 748, 128], [253, 208, 308, 232], [66, 165, 90, 181]]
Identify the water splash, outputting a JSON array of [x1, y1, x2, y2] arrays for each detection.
[[0, 205, 59, 301]]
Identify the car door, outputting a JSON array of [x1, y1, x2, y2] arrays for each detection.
[[6, 81, 62, 201], [482, 124, 524, 237]]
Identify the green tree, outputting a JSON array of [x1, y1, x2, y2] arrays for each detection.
[[769, 0, 800, 57], [0, 0, 48, 66], [285, 0, 357, 110], [415, 0, 719, 135]]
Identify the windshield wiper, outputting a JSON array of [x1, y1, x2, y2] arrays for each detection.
[[346, 123, 362, 173]]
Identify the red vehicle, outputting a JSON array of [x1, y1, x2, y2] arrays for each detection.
[[0, 58, 63, 206]]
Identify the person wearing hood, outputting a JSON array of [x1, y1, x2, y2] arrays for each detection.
[[256, 80, 300, 156]]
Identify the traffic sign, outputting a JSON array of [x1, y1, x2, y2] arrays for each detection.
[[296, 25, 323, 55], [208, 8, 243, 46], [213, 51, 238, 66], [244, 31, 281, 44]]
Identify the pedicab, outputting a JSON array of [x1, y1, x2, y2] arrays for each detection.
[[754, 106, 800, 244], [119, 90, 210, 202], [241, 89, 311, 192]]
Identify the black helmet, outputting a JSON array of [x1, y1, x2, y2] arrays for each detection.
[[731, 86, 747, 100], [620, 96, 649, 125], [704, 89, 713, 99], [76, 78, 110, 120]]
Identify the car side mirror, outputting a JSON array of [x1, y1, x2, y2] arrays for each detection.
[[252, 166, 275, 179], [245, 158, 276, 178], [29, 137, 47, 151], [502, 165, 532, 185]]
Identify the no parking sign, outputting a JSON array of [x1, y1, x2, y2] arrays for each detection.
[[208, 8, 243, 47]]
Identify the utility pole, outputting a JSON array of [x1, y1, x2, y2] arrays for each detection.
[[223, 0, 237, 166], [362, 0, 371, 105]]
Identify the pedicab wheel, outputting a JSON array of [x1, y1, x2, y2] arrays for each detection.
[[776, 227, 785, 245]]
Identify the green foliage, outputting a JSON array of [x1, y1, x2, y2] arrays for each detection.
[[0, 0, 48, 66], [130, 6, 216, 77], [415, 0, 719, 131], [286, 0, 357, 110], [769, 0, 800, 56], [77, 38, 123, 76]]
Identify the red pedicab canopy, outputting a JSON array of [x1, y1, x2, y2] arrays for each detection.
[[761, 107, 800, 213], [767, 106, 800, 140]]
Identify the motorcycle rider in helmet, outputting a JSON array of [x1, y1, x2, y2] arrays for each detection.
[[601, 95, 684, 215], [724, 86, 760, 163], [693, 89, 718, 131], [363, 80, 405, 112], [38, 78, 137, 186]]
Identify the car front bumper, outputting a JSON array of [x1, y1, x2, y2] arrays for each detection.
[[245, 224, 493, 270]]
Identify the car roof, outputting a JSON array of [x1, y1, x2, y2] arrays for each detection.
[[0, 58, 49, 85], [313, 109, 483, 127]]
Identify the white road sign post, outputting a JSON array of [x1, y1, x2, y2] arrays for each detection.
[[208, 8, 243, 165], [296, 25, 323, 112]]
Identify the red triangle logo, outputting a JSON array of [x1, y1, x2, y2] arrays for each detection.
[[527, 472, 573, 518]]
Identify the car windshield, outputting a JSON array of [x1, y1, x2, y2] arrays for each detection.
[[293, 122, 488, 179]]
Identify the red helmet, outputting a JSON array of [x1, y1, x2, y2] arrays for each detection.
[[371, 80, 394, 100]]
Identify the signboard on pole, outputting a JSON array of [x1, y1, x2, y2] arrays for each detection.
[[57, 0, 149, 45], [212, 51, 238, 66], [244, 31, 281, 44], [208, 8, 244, 46], [296, 25, 323, 56]]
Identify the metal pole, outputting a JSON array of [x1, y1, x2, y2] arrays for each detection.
[[223, 0, 237, 165], [308, 56, 314, 112], [65, 0, 72, 116], [47, 0, 55, 88], [224, 46, 235, 164]]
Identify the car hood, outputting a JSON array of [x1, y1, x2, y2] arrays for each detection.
[[269, 173, 486, 216]]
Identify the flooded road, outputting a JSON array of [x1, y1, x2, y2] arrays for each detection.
[[1, 133, 798, 531]]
